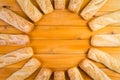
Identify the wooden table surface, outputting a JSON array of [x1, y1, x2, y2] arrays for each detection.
[[0, 0, 120, 80]]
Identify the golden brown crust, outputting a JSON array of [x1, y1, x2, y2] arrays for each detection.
[[81, 0, 108, 20], [0, 34, 29, 46], [54, 71, 66, 80], [88, 48, 120, 73], [54, 0, 66, 9], [17, 0, 43, 22], [36, 0, 54, 14], [68, 0, 83, 13], [6, 58, 41, 80], [0, 8, 34, 33], [0, 47, 33, 68], [89, 10, 120, 31], [91, 34, 120, 47], [79, 59, 111, 80], [34, 67, 52, 80], [68, 67, 84, 80]]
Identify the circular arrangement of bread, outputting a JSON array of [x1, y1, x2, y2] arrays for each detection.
[[0, 0, 120, 80]]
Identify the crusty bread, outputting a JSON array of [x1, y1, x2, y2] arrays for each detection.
[[88, 48, 120, 73], [54, 71, 66, 80], [7, 58, 41, 80], [79, 59, 111, 80], [17, 0, 43, 22], [68, 0, 83, 13], [0, 47, 33, 68], [0, 34, 29, 46], [54, 0, 66, 9], [68, 67, 84, 80], [34, 67, 52, 80], [81, 0, 108, 20], [36, 0, 54, 14], [0, 8, 34, 33], [91, 34, 120, 47], [89, 10, 120, 31]]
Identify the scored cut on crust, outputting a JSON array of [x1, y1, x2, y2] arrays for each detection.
[[80, 0, 108, 20], [91, 34, 120, 47], [68, 0, 83, 13], [0, 8, 34, 33], [34, 67, 52, 80], [36, 0, 54, 14], [0, 34, 30, 46], [54, 0, 66, 9], [89, 10, 120, 31], [0, 47, 34, 68], [6, 58, 41, 80], [54, 71, 66, 80], [79, 59, 111, 80], [88, 48, 120, 73], [17, 0, 43, 22], [68, 67, 84, 80]]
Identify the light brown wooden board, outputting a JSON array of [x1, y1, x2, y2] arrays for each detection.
[[0, 0, 120, 80]]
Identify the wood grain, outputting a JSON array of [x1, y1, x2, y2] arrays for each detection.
[[0, 0, 120, 80]]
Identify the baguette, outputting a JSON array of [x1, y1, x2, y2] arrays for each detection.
[[36, 0, 54, 14], [68, 0, 83, 13], [91, 34, 120, 47], [7, 58, 41, 80], [0, 8, 34, 33], [54, 0, 66, 9], [17, 0, 43, 22], [34, 67, 52, 80], [68, 67, 84, 80], [54, 71, 66, 80], [88, 48, 120, 73], [0, 47, 33, 68], [79, 59, 111, 80], [0, 34, 29, 46], [89, 10, 120, 31], [81, 0, 107, 20]]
